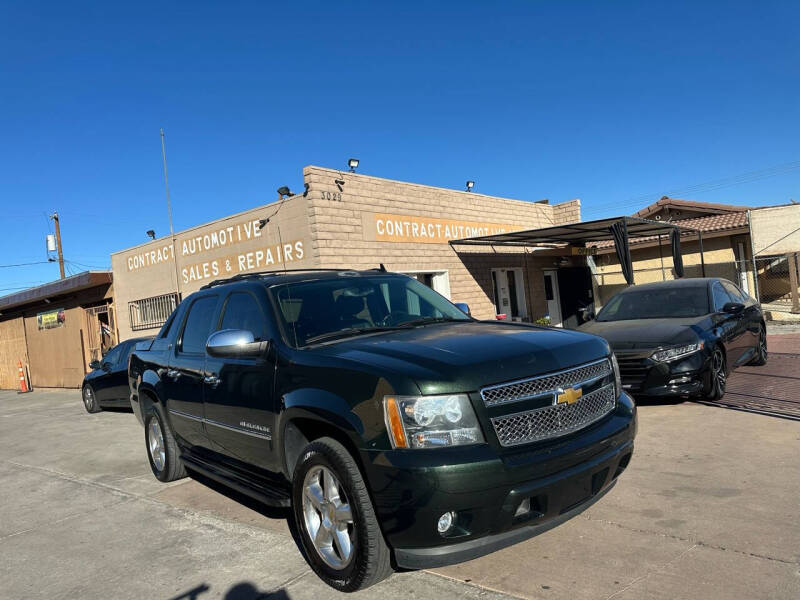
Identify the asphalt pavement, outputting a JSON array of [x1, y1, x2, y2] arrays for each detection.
[[1, 380, 798, 599]]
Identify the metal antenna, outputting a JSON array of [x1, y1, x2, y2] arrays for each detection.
[[160, 128, 181, 295], [160, 128, 174, 237]]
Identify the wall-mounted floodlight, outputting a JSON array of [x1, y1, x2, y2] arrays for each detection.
[[146, 229, 156, 240], [465, 180, 475, 192], [277, 186, 291, 200], [348, 158, 359, 172]]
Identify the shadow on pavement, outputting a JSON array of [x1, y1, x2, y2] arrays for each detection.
[[185, 469, 310, 562], [170, 582, 291, 599]]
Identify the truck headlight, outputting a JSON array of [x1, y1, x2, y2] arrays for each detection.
[[383, 394, 484, 449], [651, 342, 703, 363], [611, 353, 622, 398]]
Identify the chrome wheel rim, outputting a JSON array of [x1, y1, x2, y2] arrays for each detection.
[[759, 330, 767, 360], [302, 465, 355, 569], [82, 386, 93, 409], [148, 419, 166, 472], [713, 350, 726, 395]]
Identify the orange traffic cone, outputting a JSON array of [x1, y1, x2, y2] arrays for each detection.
[[17, 360, 31, 394]]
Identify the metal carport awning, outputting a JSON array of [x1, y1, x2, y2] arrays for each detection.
[[449, 215, 706, 284]]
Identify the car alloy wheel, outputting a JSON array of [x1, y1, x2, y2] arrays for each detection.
[[82, 386, 93, 409], [301, 465, 355, 569], [711, 348, 726, 398], [82, 384, 100, 413], [148, 419, 166, 473], [758, 329, 768, 362]]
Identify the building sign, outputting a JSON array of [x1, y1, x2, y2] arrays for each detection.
[[126, 217, 267, 272], [181, 239, 306, 284], [37, 308, 66, 330], [373, 212, 524, 244]]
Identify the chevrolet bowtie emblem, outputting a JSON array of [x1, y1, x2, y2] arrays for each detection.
[[556, 386, 582, 405]]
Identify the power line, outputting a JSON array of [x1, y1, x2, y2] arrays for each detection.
[[583, 159, 800, 216], [65, 259, 110, 270], [0, 261, 52, 269]]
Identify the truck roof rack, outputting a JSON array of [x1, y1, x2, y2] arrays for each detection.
[[198, 267, 388, 290]]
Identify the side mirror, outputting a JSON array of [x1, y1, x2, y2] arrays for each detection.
[[89, 360, 101, 370], [722, 302, 745, 315], [579, 307, 595, 321], [206, 329, 267, 358], [454, 302, 471, 316]]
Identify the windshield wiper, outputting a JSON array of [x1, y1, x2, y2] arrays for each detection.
[[397, 316, 466, 328], [303, 326, 404, 346]]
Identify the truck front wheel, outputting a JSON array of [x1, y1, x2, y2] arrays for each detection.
[[291, 437, 393, 592]]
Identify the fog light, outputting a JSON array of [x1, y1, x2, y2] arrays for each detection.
[[515, 498, 531, 517], [437, 511, 456, 535]]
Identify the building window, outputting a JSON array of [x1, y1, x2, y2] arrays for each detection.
[[129, 293, 180, 331]]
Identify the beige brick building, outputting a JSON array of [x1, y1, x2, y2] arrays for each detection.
[[111, 165, 581, 340]]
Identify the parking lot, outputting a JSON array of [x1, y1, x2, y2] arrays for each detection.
[[1, 338, 799, 599]]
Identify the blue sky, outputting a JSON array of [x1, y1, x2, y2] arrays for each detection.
[[1, 1, 799, 292]]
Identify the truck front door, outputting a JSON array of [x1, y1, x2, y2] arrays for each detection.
[[203, 290, 278, 472]]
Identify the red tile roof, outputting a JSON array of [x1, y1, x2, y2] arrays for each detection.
[[634, 197, 749, 219], [593, 211, 748, 248]]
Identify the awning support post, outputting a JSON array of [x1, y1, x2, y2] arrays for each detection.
[[698, 231, 706, 277]]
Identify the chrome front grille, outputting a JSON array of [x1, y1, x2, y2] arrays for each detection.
[[491, 383, 616, 447], [480, 359, 612, 407]]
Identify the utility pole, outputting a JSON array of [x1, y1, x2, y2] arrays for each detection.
[[49, 212, 65, 279]]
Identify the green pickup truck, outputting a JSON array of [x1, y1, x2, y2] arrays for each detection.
[[129, 269, 636, 592]]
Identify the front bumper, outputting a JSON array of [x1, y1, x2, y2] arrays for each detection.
[[363, 393, 636, 569], [617, 350, 709, 397]]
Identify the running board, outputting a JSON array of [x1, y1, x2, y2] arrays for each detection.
[[180, 454, 291, 508]]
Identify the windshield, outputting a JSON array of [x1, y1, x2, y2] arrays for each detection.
[[596, 286, 710, 321], [270, 274, 471, 347]]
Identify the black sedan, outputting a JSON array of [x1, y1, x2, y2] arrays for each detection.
[[580, 278, 766, 399], [82, 337, 152, 413]]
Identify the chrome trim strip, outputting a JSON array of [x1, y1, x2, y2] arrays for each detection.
[[168, 408, 203, 422], [167, 409, 272, 440], [480, 358, 612, 407]]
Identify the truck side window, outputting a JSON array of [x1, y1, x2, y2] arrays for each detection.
[[180, 295, 218, 354], [219, 292, 266, 341]]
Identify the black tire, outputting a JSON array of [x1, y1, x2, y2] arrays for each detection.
[[292, 437, 393, 592], [749, 325, 768, 366], [82, 384, 101, 413], [704, 347, 727, 400], [144, 408, 187, 482]]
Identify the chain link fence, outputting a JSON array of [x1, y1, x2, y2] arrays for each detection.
[[750, 253, 800, 308]]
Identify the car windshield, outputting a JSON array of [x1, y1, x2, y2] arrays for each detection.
[[596, 286, 710, 321], [270, 274, 471, 347]]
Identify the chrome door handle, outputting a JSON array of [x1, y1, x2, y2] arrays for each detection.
[[166, 369, 180, 380], [203, 375, 221, 388]]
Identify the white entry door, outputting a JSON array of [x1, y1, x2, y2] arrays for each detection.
[[543, 269, 563, 327], [491, 268, 527, 321]]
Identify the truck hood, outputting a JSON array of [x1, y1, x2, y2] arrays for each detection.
[[579, 317, 705, 350], [313, 321, 610, 394]]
